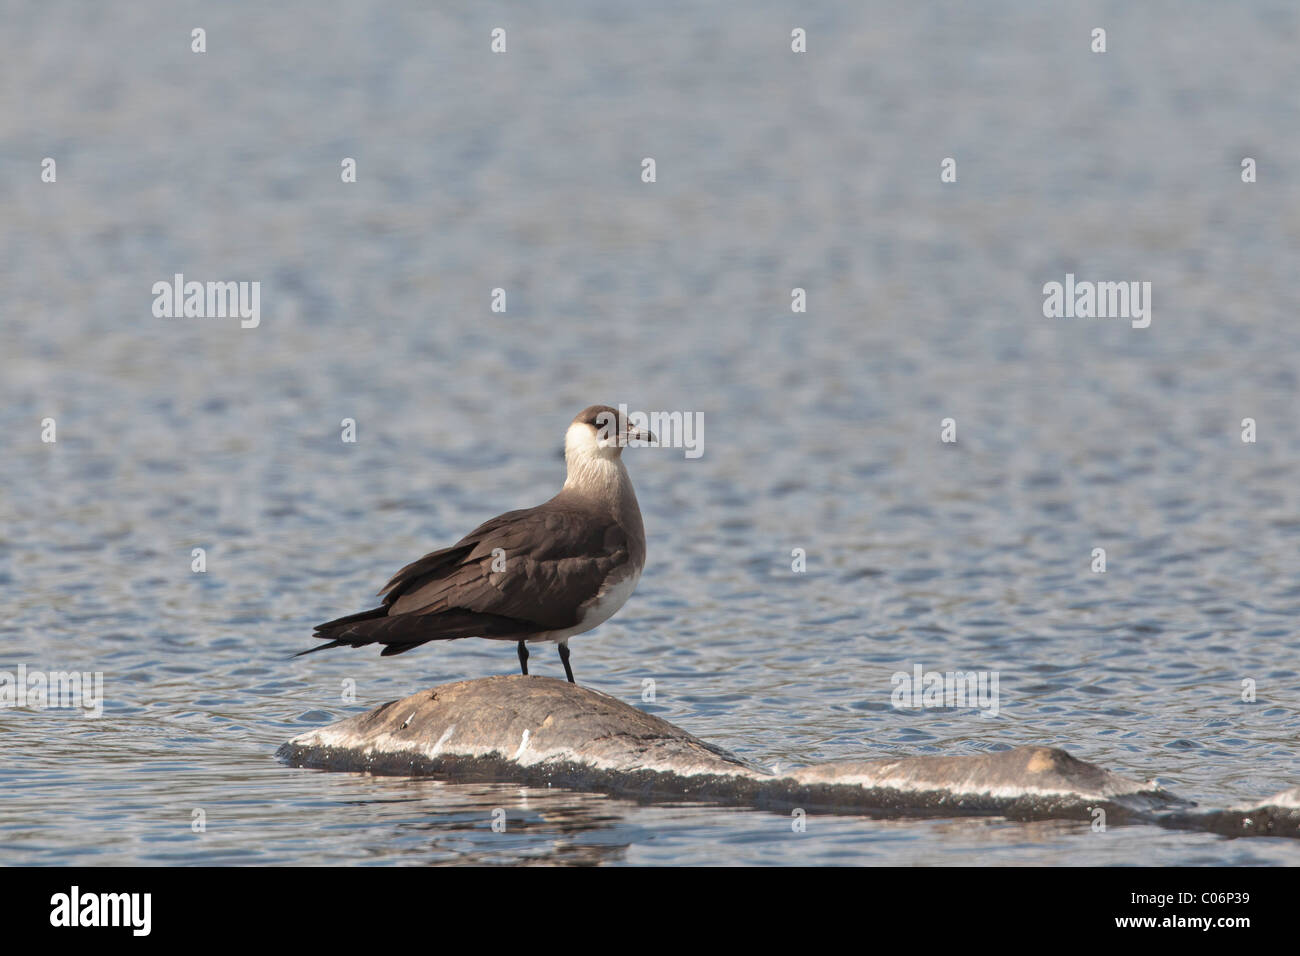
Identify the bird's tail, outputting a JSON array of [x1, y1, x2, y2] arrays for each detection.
[[293, 606, 388, 657], [295, 607, 529, 659]]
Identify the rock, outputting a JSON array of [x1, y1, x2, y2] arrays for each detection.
[[278, 675, 1181, 824]]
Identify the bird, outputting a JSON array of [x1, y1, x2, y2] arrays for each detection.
[[296, 405, 652, 683]]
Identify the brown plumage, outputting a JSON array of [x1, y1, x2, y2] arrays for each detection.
[[297, 405, 652, 682]]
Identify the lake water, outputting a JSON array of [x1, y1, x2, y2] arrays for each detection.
[[2, 0, 1298, 865]]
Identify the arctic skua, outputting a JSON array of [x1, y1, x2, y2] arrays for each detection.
[[297, 405, 652, 683]]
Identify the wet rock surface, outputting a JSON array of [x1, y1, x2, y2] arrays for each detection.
[[278, 676, 1298, 837]]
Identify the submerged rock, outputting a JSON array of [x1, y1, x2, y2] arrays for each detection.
[[1156, 786, 1300, 839], [778, 746, 1173, 820]]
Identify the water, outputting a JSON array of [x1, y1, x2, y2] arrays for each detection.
[[2, 0, 1299, 865]]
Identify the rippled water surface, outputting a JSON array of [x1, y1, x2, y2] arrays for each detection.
[[2, 1, 1299, 864]]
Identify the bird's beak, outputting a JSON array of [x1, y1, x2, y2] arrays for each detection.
[[625, 423, 656, 447]]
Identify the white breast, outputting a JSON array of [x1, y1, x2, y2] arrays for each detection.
[[523, 570, 642, 645], [578, 570, 641, 631]]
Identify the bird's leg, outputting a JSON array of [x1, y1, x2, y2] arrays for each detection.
[[558, 642, 575, 683], [517, 640, 529, 676]]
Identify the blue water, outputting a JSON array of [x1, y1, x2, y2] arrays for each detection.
[[1, 0, 1298, 864]]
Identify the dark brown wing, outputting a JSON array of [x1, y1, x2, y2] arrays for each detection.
[[382, 502, 631, 628], [301, 498, 631, 656]]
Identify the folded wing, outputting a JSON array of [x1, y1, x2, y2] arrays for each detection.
[[302, 501, 630, 656]]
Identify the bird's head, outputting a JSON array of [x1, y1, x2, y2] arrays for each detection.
[[566, 404, 656, 463]]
